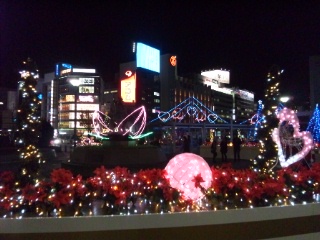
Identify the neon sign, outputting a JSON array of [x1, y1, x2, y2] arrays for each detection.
[[79, 78, 94, 84], [78, 95, 94, 102], [121, 72, 136, 103], [61, 69, 71, 75]]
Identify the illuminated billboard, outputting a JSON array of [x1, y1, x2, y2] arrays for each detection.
[[121, 71, 136, 103], [79, 86, 94, 93], [234, 89, 254, 101], [55, 63, 72, 77], [201, 69, 230, 84], [136, 42, 160, 73]]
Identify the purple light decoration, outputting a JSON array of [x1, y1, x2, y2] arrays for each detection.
[[272, 108, 314, 168], [92, 106, 146, 137], [116, 106, 146, 136]]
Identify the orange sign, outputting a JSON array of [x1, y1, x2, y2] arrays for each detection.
[[121, 73, 136, 103], [170, 56, 177, 66]]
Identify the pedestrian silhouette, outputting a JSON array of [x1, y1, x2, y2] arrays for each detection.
[[182, 136, 189, 153], [211, 139, 218, 161], [233, 136, 242, 161], [220, 137, 228, 161]]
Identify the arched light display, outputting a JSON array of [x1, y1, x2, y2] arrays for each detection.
[[165, 153, 213, 201], [272, 108, 313, 168], [92, 106, 146, 137], [151, 97, 227, 124]]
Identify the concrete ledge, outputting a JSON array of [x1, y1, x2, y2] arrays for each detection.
[[0, 203, 319, 239]]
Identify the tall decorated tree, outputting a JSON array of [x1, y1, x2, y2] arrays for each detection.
[[307, 104, 320, 144], [16, 58, 42, 185], [251, 65, 283, 174]]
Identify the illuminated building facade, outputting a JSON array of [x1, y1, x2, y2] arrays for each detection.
[[233, 89, 255, 123], [54, 63, 103, 136], [119, 43, 161, 121], [118, 43, 255, 127]]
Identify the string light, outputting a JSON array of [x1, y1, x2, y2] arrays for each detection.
[[272, 108, 313, 167]]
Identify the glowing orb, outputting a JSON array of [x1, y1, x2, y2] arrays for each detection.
[[272, 108, 313, 168], [165, 153, 212, 201]]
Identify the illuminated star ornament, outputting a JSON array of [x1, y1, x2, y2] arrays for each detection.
[[272, 108, 313, 168], [165, 153, 212, 201]]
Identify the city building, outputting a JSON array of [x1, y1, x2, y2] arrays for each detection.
[[47, 63, 103, 137], [0, 88, 16, 131], [116, 42, 255, 141]]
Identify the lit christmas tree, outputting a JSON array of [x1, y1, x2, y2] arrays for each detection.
[[251, 65, 283, 174], [16, 58, 42, 185], [307, 104, 320, 144]]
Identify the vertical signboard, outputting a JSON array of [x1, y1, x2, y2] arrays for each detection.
[[121, 71, 136, 103]]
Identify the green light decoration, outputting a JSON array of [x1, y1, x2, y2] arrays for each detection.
[[88, 131, 153, 140]]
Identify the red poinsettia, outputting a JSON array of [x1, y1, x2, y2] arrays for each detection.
[[192, 173, 205, 188], [0, 185, 16, 210], [0, 171, 15, 186], [71, 174, 87, 198], [21, 183, 47, 203], [51, 168, 74, 186], [48, 188, 74, 208], [93, 165, 108, 179]]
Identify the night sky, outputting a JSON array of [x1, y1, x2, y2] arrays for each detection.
[[1, 1, 320, 101]]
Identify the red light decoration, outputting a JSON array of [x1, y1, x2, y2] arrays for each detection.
[[165, 153, 212, 201]]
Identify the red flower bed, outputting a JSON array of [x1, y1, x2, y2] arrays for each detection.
[[0, 163, 320, 217]]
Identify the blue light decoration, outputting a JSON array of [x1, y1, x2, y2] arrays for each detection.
[[55, 63, 72, 77], [306, 104, 320, 144], [150, 97, 228, 124], [241, 100, 265, 140]]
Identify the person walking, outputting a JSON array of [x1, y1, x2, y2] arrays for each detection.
[[220, 137, 228, 161], [211, 139, 218, 162], [233, 135, 242, 161], [182, 136, 189, 153]]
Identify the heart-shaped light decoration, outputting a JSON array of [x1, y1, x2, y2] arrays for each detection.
[[157, 111, 171, 122], [172, 108, 184, 120], [207, 114, 218, 123], [195, 111, 206, 122], [272, 108, 313, 168], [187, 106, 197, 116]]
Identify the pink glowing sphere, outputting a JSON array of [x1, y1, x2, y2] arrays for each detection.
[[165, 153, 212, 201]]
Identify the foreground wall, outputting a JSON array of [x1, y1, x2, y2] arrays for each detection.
[[1, 203, 319, 240]]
